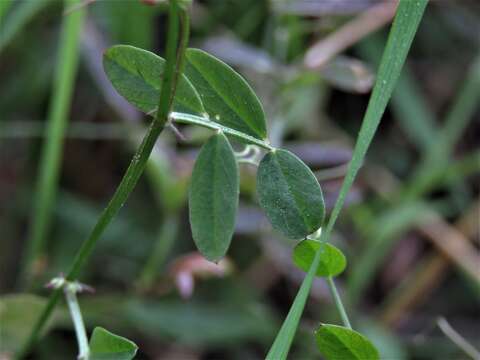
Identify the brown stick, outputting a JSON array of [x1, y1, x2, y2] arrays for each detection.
[[304, 1, 398, 69]]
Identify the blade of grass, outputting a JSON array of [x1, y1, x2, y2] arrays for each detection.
[[346, 54, 480, 303], [266, 1, 428, 358], [20, 0, 85, 287], [15, 2, 186, 358]]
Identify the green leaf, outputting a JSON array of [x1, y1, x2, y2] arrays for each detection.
[[184, 48, 267, 140], [293, 240, 346, 277], [103, 45, 204, 115], [257, 149, 325, 239], [189, 132, 239, 261], [267, 1, 428, 358], [315, 324, 379, 360], [0, 295, 56, 354], [89, 327, 138, 360]]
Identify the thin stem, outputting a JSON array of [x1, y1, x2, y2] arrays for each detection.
[[21, 0, 85, 287], [64, 288, 89, 360], [15, 2, 186, 358], [171, 112, 274, 151], [326, 277, 351, 329]]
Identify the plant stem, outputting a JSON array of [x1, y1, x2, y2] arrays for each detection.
[[15, 2, 186, 358], [20, 0, 85, 288], [64, 287, 89, 359], [171, 112, 274, 150], [326, 276, 351, 329]]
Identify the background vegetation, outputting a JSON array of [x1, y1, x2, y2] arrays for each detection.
[[1, 0, 479, 359]]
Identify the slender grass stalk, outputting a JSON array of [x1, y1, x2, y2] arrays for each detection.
[[15, 2, 186, 358], [326, 277, 351, 329], [359, 35, 436, 150], [345, 53, 480, 303], [21, 0, 85, 287], [266, 1, 428, 358]]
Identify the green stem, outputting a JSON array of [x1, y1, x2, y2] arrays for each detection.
[[15, 2, 186, 358], [64, 287, 89, 359], [171, 112, 274, 150], [21, 0, 85, 287], [326, 277, 351, 329]]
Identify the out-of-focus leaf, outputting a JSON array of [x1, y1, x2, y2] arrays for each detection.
[[315, 324, 379, 360], [257, 149, 325, 239], [357, 321, 407, 360], [201, 35, 278, 74], [293, 240, 346, 277], [126, 300, 276, 346], [272, 0, 373, 16], [0, 0, 53, 52], [184, 48, 267, 140], [89, 327, 138, 360], [285, 143, 352, 168], [0, 294, 56, 354], [103, 45, 204, 115], [189, 133, 239, 262], [321, 56, 374, 93]]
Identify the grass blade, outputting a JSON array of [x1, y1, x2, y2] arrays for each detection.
[[21, 0, 85, 286], [266, 1, 428, 358]]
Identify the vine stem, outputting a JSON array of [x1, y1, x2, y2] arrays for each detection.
[[15, 2, 186, 358], [326, 276, 351, 329]]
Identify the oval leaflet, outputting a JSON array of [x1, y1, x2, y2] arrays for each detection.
[[315, 324, 379, 360], [257, 149, 325, 239], [189, 132, 239, 262]]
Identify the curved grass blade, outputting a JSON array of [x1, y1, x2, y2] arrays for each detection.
[[266, 1, 428, 358], [315, 324, 379, 360], [184, 48, 267, 140], [293, 240, 346, 277], [189, 132, 239, 262], [103, 45, 204, 115], [257, 149, 325, 239]]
